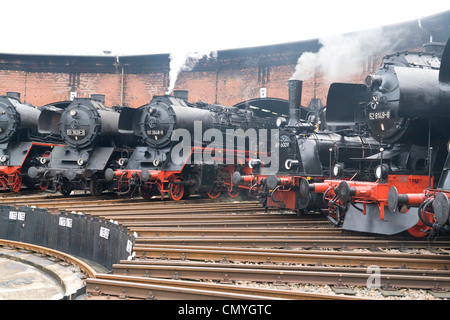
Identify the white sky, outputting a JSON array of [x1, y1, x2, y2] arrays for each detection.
[[2, 0, 449, 56]]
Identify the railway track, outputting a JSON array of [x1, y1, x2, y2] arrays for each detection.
[[2, 191, 450, 300]]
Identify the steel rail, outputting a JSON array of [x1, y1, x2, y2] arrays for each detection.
[[117, 259, 450, 278], [0, 239, 97, 278], [86, 274, 368, 300], [130, 227, 358, 237], [131, 245, 450, 270], [134, 236, 450, 250], [112, 262, 450, 290]]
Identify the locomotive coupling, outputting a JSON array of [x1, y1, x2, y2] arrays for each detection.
[[104, 168, 156, 182], [264, 175, 293, 190], [336, 181, 357, 203], [387, 186, 426, 212], [27, 166, 47, 179], [232, 172, 244, 186], [299, 178, 313, 199], [104, 168, 115, 182]]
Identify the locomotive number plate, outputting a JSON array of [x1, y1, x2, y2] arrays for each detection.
[[368, 111, 390, 120], [67, 129, 86, 136], [147, 130, 164, 136]]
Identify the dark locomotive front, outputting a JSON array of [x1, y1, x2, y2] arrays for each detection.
[[28, 95, 137, 196], [106, 92, 277, 200], [307, 43, 450, 236], [0, 92, 61, 192]]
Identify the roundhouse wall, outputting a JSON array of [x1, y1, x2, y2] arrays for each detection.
[[0, 12, 448, 109]]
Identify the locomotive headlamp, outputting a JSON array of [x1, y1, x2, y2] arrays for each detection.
[[0, 155, 8, 162], [249, 159, 262, 169], [365, 75, 382, 88], [285, 159, 299, 170], [276, 117, 287, 128], [118, 158, 128, 166], [77, 152, 89, 166], [375, 164, 389, 180], [152, 159, 160, 167], [69, 109, 77, 117], [332, 164, 344, 177], [39, 157, 48, 164]]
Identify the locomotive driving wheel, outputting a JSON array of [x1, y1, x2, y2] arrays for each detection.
[[226, 184, 240, 198], [39, 180, 49, 191], [407, 202, 434, 238], [139, 185, 153, 200], [206, 183, 222, 199], [9, 171, 22, 193], [0, 175, 8, 191], [90, 175, 104, 197], [59, 178, 73, 196], [168, 178, 184, 201]]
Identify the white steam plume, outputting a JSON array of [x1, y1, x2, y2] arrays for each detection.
[[291, 27, 405, 82], [166, 50, 218, 94]]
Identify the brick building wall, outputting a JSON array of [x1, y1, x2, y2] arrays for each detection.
[[0, 12, 448, 110]]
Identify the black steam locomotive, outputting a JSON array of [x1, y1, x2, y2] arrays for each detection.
[[385, 38, 450, 236], [232, 79, 381, 212], [27, 95, 138, 195], [0, 92, 61, 192], [298, 38, 450, 236], [103, 91, 277, 200]]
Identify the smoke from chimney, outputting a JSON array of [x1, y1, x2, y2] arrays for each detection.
[[291, 27, 408, 82], [166, 50, 218, 95]]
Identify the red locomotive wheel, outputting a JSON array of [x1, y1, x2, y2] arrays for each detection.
[[207, 186, 221, 199], [407, 202, 435, 237], [9, 171, 22, 193], [139, 185, 153, 200], [407, 222, 432, 238], [227, 185, 240, 198], [0, 177, 7, 191], [169, 179, 184, 201], [39, 181, 49, 191]]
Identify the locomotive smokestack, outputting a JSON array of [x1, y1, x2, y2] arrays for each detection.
[[90, 94, 106, 104], [6, 92, 21, 100], [173, 90, 189, 102], [287, 79, 303, 127], [423, 42, 445, 59]]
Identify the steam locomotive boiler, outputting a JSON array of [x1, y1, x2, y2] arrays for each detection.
[[302, 38, 450, 236], [232, 79, 381, 213], [385, 38, 450, 236], [104, 91, 277, 200], [27, 95, 137, 196], [0, 92, 62, 192]]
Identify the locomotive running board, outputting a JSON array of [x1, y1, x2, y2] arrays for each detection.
[[342, 203, 419, 235]]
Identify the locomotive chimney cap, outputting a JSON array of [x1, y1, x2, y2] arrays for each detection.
[[90, 94, 106, 103], [173, 90, 189, 102], [6, 92, 21, 100]]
